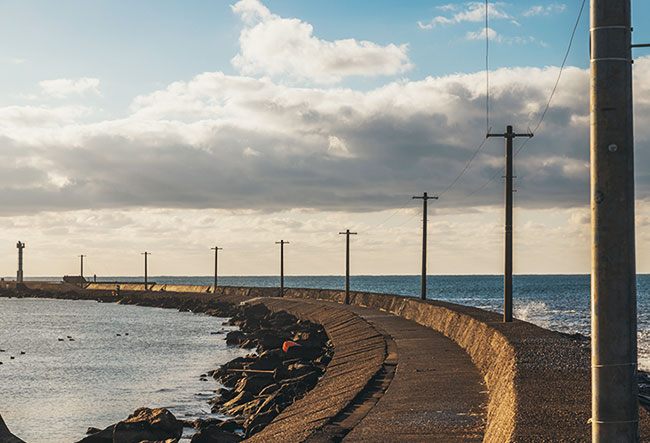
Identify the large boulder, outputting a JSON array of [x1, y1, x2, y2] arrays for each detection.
[[112, 407, 182, 443], [0, 413, 25, 443]]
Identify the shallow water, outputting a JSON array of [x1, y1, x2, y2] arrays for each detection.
[[0, 298, 247, 443]]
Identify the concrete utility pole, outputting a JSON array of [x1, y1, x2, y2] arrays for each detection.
[[591, 0, 638, 440], [141, 252, 151, 291], [339, 229, 357, 304], [488, 126, 533, 322], [16, 241, 25, 283], [79, 254, 86, 278], [211, 246, 223, 292], [275, 240, 289, 297], [413, 192, 438, 300]]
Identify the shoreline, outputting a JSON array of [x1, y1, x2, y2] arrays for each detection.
[[0, 286, 331, 442]]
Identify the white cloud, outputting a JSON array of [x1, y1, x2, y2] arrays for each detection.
[[230, 0, 412, 84], [523, 4, 567, 17], [419, 2, 510, 29], [39, 77, 101, 98], [466, 27, 501, 42]]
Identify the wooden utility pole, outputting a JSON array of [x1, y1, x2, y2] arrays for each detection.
[[338, 229, 357, 304], [488, 126, 532, 322], [413, 192, 438, 300], [591, 0, 638, 440], [79, 254, 86, 278], [141, 252, 151, 291], [211, 246, 223, 292], [275, 240, 289, 297]]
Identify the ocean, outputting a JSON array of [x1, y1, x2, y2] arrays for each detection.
[[1, 274, 648, 441]]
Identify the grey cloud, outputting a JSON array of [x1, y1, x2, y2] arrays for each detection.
[[1, 61, 649, 215]]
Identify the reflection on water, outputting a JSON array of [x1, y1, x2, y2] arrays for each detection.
[[0, 298, 247, 443]]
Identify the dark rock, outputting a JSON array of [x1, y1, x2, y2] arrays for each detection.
[[233, 375, 275, 396], [220, 390, 253, 409], [190, 425, 241, 443], [244, 410, 277, 438], [76, 424, 113, 442], [225, 331, 247, 346], [258, 383, 280, 397], [217, 419, 244, 433], [112, 407, 182, 443], [0, 413, 26, 443]]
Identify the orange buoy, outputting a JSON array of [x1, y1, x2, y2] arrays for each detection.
[[282, 340, 301, 353]]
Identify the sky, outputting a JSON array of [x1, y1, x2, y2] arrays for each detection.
[[1, 0, 650, 277]]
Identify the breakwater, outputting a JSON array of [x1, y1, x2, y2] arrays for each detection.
[[3, 281, 650, 441]]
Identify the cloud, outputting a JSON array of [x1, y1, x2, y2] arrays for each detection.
[[1, 56, 650, 216], [39, 77, 101, 98], [230, 0, 412, 84], [466, 27, 501, 42], [523, 4, 567, 17], [418, 2, 510, 29]]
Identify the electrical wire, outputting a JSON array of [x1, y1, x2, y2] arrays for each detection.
[[515, 0, 587, 157], [486, 0, 490, 134], [458, 0, 588, 199]]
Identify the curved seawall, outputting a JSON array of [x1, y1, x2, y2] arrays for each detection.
[[16, 282, 650, 441]]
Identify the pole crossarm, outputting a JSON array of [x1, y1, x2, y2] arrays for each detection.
[[631, 43, 650, 48]]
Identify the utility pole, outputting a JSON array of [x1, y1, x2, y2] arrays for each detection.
[[79, 254, 86, 278], [591, 0, 638, 440], [275, 240, 289, 297], [338, 229, 357, 304], [141, 252, 151, 291], [413, 192, 438, 300], [211, 246, 222, 292], [488, 126, 533, 322], [16, 241, 25, 283]]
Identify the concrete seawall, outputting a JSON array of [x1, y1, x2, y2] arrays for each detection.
[[13, 281, 650, 441]]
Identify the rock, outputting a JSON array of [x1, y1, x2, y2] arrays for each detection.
[[112, 407, 182, 443], [216, 419, 244, 433], [225, 331, 247, 346], [244, 410, 277, 438], [233, 375, 275, 396], [220, 390, 253, 409], [0, 413, 26, 443], [258, 383, 280, 396], [190, 425, 241, 443], [76, 424, 113, 442]]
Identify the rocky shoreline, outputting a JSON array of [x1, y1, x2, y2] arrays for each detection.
[[0, 287, 331, 442]]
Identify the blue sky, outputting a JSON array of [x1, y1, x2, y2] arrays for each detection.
[[1, 1, 650, 276], [4, 0, 639, 114]]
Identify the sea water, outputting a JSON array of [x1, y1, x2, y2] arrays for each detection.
[[0, 298, 247, 443], [88, 274, 650, 371]]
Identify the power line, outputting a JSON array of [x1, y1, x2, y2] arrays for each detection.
[[486, 0, 490, 134], [458, 0, 587, 200], [515, 0, 587, 157]]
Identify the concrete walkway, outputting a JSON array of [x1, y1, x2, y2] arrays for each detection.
[[251, 298, 487, 442], [344, 305, 486, 442]]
